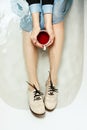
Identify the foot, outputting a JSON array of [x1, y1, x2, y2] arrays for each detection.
[[27, 81, 45, 116], [45, 72, 58, 111]]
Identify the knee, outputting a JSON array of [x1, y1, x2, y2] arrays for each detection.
[[53, 22, 64, 31]]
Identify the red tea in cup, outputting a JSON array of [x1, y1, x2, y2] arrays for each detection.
[[37, 30, 50, 45]]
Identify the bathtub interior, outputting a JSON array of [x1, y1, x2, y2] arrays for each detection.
[[0, 0, 84, 109]]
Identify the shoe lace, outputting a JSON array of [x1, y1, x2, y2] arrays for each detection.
[[48, 71, 58, 95], [26, 81, 43, 101]]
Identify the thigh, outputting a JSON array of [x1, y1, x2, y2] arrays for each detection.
[[22, 31, 32, 46], [53, 0, 73, 24]]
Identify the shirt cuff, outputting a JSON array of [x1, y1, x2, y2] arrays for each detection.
[[42, 4, 53, 14], [29, 4, 41, 13]]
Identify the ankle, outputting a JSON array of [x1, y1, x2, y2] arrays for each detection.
[[46, 78, 58, 87], [27, 81, 40, 91]]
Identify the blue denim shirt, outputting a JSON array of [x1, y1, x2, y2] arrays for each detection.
[[11, 0, 53, 17], [11, 0, 73, 18], [11, 0, 29, 17]]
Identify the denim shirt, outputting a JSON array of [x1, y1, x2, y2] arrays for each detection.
[[11, 0, 29, 17], [11, 0, 54, 17], [11, 0, 73, 18]]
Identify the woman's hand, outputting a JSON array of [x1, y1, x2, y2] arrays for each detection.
[[30, 27, 43, 49], [45, 26, 55, 47]]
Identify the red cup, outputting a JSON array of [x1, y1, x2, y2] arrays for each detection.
[[37, 30, 50, 50]]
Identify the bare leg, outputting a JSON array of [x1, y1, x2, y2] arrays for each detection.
[[46, 21, 64, 86], [23, 31, 40, 90]]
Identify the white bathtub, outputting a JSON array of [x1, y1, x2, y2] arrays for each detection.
[[0, 0, 84, 109]]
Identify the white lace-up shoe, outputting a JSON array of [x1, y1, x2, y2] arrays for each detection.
[[27, 82, 45, 117], [45, 72, 58, 111]]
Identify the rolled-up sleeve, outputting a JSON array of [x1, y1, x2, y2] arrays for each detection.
[[26, 0, 54, 14], [42, 0, 54, 14], [26, 0, 41, 13]]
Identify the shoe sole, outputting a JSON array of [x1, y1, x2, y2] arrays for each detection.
[[45, 106, 56, 112], [29, 107, 46, 118], [45, 103, 57, 112]]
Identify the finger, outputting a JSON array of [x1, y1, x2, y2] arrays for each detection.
[[30, 33, 37, 43], [46, 39, 54, 47], [31, 37, 37, 44], [34, 41, 43, 48], [49, 35, 55, 45], [46, 42, 53, 47]]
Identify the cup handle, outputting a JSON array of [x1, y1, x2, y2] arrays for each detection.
[[43, 45, 46, 51]]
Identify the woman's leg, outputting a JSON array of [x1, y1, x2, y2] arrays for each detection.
[[23, 31, 45, 115], [23, 31, 40, 90], [46, 21, 64, 87]]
